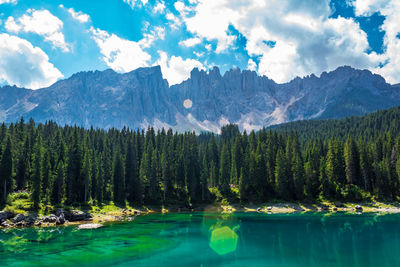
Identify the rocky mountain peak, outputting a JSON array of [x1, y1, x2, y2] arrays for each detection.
[[0, 65, 399, 133]]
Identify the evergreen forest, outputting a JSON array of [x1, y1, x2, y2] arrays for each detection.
[[2, 106, 400, 210]]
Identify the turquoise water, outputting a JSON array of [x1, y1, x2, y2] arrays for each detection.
[[1, 212, 400, 266]]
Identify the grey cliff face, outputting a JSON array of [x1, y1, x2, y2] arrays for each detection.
[[0, 65, 399, 132]]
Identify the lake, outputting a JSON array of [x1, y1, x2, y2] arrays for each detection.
[[1, 212, 399, 266]]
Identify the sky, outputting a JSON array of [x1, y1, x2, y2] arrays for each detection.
[[0, 0, 399, 89]]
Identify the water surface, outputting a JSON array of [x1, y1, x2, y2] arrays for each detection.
[[1, 212, 399, 266]]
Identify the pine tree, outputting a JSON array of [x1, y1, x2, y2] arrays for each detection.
[[82, 149, 91, 203], [15, 137, 29, 190], [304, 142, 321, 199], [293, 154, 305, 200], [319, 157, 331, 198], [51, 161, 65, 205], [41, 150, 51, 204], [161, 142, 173, 202], [0, 137, 12, 202], [148, 149, 160, 203], [230, 136, 242, 185], [326, 137, 345, 188], [200, 154, 209, 201], [113, 152, 125, 204], [376, 158, 391, 199], [239, 147, 250, 202], [125, 138, 139, 203], [66, 130, 82, 204], [344, 136, 361, 185], [219, 143, 231, 193], [275, 149, 290, 200], [32, 135, 42, 209], [359, 143, 374, 191]]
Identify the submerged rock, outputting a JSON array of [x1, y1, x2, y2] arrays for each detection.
[[77, 223, 103, 230]]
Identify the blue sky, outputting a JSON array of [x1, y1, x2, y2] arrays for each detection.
[[0, 0, 399, 89]]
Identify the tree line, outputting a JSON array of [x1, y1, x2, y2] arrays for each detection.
[[0, 114, 400, 209]]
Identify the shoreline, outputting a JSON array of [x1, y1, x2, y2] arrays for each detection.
[[1, 201, 400, 229]]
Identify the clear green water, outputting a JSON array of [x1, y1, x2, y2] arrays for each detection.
[[1, 212, 399, 266]]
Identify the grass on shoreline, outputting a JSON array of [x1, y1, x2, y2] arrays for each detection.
[[2, 191, 400, 228]]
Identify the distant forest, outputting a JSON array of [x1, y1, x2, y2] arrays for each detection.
[[1, 106, 400, 209]]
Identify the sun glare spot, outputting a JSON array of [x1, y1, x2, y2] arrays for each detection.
[[183, 99, 192, 109]]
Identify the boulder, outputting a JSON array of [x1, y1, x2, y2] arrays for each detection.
[[77, 223, 103, 230], [335, 202, 345, 208], [25, 215, 35, 226], [56, 213, 65, 225], [43, 214, 59, 223], [134, 210, 141, 216], [54, 208, 65, 217], [64, 210, 87, 222], [12, 214, 26, 223], [0, 211, 13, 223], [1, 221, 11, 227], [355, 205, 363, 211]]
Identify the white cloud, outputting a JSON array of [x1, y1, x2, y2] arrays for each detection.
[[155, 50, 204, 85], [352, 0, 389, 16], [368, 1, 400, 83], [90, 27, 151, 72], [0, 0, 16, 4], [123, 0, 148, 9], [179, 37, 201, 47], [350, 0, 400, 83], [60, 5, 90, 23], [193, 51, 204, 57], [247, 59, 257, 71], [166, 12, 182, 30], [5, 9, 69, 52], [174, 0, 385, 83], [177, 0, 237, 53], [153, 1, 166, 13], [0, 33, 63, 89], [139, 26, 165, 48]]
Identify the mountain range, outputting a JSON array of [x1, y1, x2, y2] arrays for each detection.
[[1, 65, 400, 133]]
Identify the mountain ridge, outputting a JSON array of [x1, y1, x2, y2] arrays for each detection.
[[0, 65, 399, 133]]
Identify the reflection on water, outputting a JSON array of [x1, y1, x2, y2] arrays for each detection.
[[1, 212, 400, 266], [209, 226, 238, 255]]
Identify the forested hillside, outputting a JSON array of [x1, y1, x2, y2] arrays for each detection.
[[270, 106, 400, 142], [1, 108, 400, 210]]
